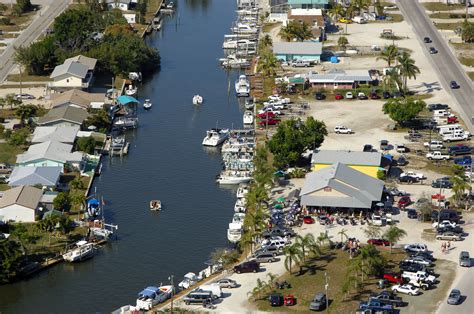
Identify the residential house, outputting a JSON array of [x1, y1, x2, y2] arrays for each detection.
[[288, 0, 329, 9], [288, 8, 326, 41], [308, 69, 373, 89], [0, 186, 44, 223], [50, 89, 105, 110], [273, 41, 323, 62], [8, 166, 62, 189], [37, 106, 89, 127], [123, 13, 137, 24], [300, 163, 384, 210], [16, 141, 83, 170], [311, 150, 384, 178], [49, 55, 97, 90], [106, 0, 136, 11], [31, 126, 80, 144]]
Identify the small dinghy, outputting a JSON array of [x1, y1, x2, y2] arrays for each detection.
[[143, 99, 152, 110], [192, 94, 203, 105], [150, 200, 162, 211]]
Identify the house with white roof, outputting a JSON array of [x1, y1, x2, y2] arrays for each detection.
[[16, 141, 83, 170], [0, 186, 44, 223], [308, 69, 373, 90], [105, 0, 137, 11], [273, 42, 323, 62], [31, 126, 79, 144], [49, 55, 97, 91]]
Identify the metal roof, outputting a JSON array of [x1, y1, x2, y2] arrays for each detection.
[[38, 106, 89, 126], [50, 61, 89, 79], [0, 186, 43, 210], [64, 55, 97, 71], [308, 69, 371, 83], [51, 89, 104, 109], [16, 141, 83, 164], [300, 163, 384, 209], [8, 167, 62, 187], [31, 126, 79, 144], [311, 150, 382, 166], [273, 42, 323, 55]]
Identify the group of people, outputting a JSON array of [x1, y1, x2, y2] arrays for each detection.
[[441, 241, 451, 254]]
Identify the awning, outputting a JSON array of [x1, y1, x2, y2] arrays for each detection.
[[117, 95, 139, 105]]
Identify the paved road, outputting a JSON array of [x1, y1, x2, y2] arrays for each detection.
[[397, 0, 474, 133], [0, 0, 70, 83]]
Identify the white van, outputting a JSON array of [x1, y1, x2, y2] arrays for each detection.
[[197, 285, 223, 299], [291, 59, 311, 67], [438, 125, 463, 135], [433, 109, 449, 117], [352, 16, 367, 24]]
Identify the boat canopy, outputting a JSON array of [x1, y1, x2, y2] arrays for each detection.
[[117, 95, 139, 105], [88, 199, 100, 207], [138, 286, 160, 298]]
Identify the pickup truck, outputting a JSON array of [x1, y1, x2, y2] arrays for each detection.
[[359, 300, 394, 313], [400, 171, 424, 180], [443, 133, 470, 142], [408, 279, 431, 290], [402, 271, 436, 284], [258, 107, 281, 115], [369, 291, 403, 307], [334, 126, 353, 134], [426, 151, 450, 160], [424, 140, 444, 149], [383, 273, 404, 284]]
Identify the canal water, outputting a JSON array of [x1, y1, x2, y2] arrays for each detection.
[[0, 1, 246, 313]]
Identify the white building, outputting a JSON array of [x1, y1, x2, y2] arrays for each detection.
[[0, 186, 44, 223]]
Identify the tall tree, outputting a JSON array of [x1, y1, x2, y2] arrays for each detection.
[[0, 239, 23, 283], [382, 97, 425, 126], [376, 45, 399, 67], [15, 104, 38, 125], [383, 226, 407, 254], [296, 233, 318, 262], [283, 243, 302, 273], [363, 225, 382, 239], [337, 36, 349, 50], [450, 175, 470, 207], [257, 51, 280, 76], [338, 228, 348, 243], [278, 20, 313, 42], [397, 51, 420, 92], [328, 3, 346, 22], [382, 68, 402, 92]]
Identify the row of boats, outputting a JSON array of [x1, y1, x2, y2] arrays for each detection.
[[219, 7, 260, 69]]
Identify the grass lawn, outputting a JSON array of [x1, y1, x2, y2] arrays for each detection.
[[254, 247, 406, 312], [429, 12, 474, 18], [435, 22, 463, 30], [451, 42, 474, 50], [0, 183, 10, 191], [0, 143, 24, 164], [262, 23, 280, 33], [423, 2, 466, 11], [468, 72, 474, 81], [6, 74, 52, 82], [459, 56, 474, 67], [0, 109, 15, 119]]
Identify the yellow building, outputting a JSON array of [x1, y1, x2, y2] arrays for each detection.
[[311, 150, 384, 178]]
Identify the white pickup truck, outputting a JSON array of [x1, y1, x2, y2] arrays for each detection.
[[402, 271, 436, 284], [423, 140, 443, 149], [426, 151, 450, 160], [443, 133, 470, 142]]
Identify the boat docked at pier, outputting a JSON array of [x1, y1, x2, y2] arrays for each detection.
[[216, 171, 252, 185], [236, 184, 249, 198], [235, 75, 250, 97], [223, 38, 256, 50], [178, 272, 199, 290], [231, 23, 258, 34], [192, 94, 203, 105], [243, 111, 253, 125], [202, 128, 229, 146], [227, 222, 243, 243], [219, 54, 250, 69], [62, 240, 96, 262], [125, 85, 137, 96], [143, 99, 152, 110], [136, 285, 173, 310]]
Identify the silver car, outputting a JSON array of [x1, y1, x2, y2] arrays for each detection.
[[213, 278, 237, 288], [447, 289, 461, 305], [459, 251, 471, 267]]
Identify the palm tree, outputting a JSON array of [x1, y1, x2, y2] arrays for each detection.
[[337, 36, 349, 50], [450, 175, 471, 207], [248, 278, 267, 300], [259, 34, 272, 50], [5, 93, 21, 110], [279, 25, 294, 42], [317, 231, 331, 248], [383, 226, 407, 254], [15, 104, 38, 126], [0, 97, 5, 110], [355, 245, 386, 280], [397, 51, 420, 92], [283, 243, 302, 273], [328, 3, 346, 22], [296, 233, 317, 262], [376, 45, 399, 67], [337, 228, 348, 243], [257, 51, 280, 77], [382, 68, 402, 92], [363, 225, 382, 239]]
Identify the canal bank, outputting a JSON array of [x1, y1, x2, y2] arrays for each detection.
[[0, 1, 246, 313]]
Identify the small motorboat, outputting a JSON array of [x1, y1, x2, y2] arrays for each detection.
[[178, 272, 199, 290], [143, 99, 152, 110], [136, 285, 173, 310], [150, 200, 162, 211], [245, 98, 254, 110], [243, 111, 253, 125], [125, 85, 137, 96], [62, 240, 96, 262], [192, 94, 203, 105]]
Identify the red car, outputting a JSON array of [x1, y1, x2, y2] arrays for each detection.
[[335, 93, 344, 100], [258, 119, 281, 125], [258, 111, 277, 118], [303, 216, 315, 224], [447, 116, 458, 124], [383, 273, 404, 284], [368, 238, 391, 246], [370, 92, 381, 99], [284, 295, 296, 306], [398, 196, 411, 208]]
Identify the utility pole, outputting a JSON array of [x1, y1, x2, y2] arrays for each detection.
[[325, 272, 329, 313]]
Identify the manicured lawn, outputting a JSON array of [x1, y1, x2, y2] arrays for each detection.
[[468, 72, 474, 81], [451, 42, 474, 50], [0, 143, 24, 164], [459, 56, 474, 67], [254, 247, 406, 312], [6, 74, 51, 82], [429, 12, 474, 18], [423, 2, 466, 11], [435, 22, 463, 30], [0, 184, 10, 191], [262, 23, 280, 33]]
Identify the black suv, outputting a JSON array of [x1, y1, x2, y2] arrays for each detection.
[[448, 145, 471, 156], [269, 294, 284, 306], [423, 37, 432, 43], [431, 209, 460, 223], [431, 177, 453, 189], [450, 81, 460, 89], [262, 227, 295, 238], [315, 92, 325, 100], [428, 103, 448, 111], [234, 260, 260, 273]]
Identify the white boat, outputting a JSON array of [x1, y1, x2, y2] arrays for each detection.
[[245, 98, 254, 110], [125, 85, 137, 96], [227, 222, 243, 243], [223, 38, 256, 49], [231, 23, 258, 34], [219, 54, 250, 69], [232, 212, 246, 224], [150, 200, 162, 211], [113, 117, 138, 129], [243, 111, 253, 125], [236, 184, 249, 198], [202, 128, 229, 146], [234, 198, 247, 212], [143, 99, 152, 110], [166, 1, 175, 9], [192, 94, 203, 105], [136, 285, 173, 311], [178, 272, 199, 290], [62, 240, 96, 262], [235, 74, 250, 97], [216, 171, 252, 185], [128, 72, 142, 81]]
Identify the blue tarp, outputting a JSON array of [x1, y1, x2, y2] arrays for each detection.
[[383, 154, 393, 162], [330, 56, 339, 63], [117, 95, 139, 105], [138, 286, 159, 298], [88, 199, 99, 206]]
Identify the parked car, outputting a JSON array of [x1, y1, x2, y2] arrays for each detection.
[[284, 295, 297, 306], [407, 209, 418, 219], [212, 278, 238, 288], [0, 163, 12, 176], [346, 92, 354, 99], [454, 156, 471, 166], [369, 291, 403, 307], [450, 81, 460, 89], [398, 196, 412, 208], [424, 140, 444, 149], [387, 188, 408, 197], [428, 103, 448, 111], [14, 93, 35, 100], [233, 260, 260, 273], [431, 177, 453, 189], [423, 37, 432, 43], [399, 175, 418, 184], [409, 251, 435, 261], [363, 144, 373, 152], [404, 243, 428, 253], [399, 262, 436, 276], [426, 151, 450, 161], [404, 256, 433, 266], [448, 145, 471, 156], [429, 47, 438, 54], [252, 252, 278, 263], [335, 93, 344, 100], [309, 292, 327, 311], [303, 216, 315, 224], [359, 299, 394, 312], [262, 227, 296, 238], [357, 92, 368, 100], [459, 251, 471, 267], [396, 144, 407, 153], [258, 111, 277, 118], [370, 92, 381, 99], [383, 91, 392, 99], [436, 231, 462, 241], [269, 293, 284, 306], [391, 284, 420, 296], [258, 119, 281, 126], [315, 92, 325, 100], [397, 155, 408, 166], [432, 220, 457, 229], [291, 60, 311, 67], [400, 171, 424, 180], [334, 126, 353, 134], [380, 140, 389, 150], [368, 238, 390, 246], [253, 246, 280, 257], [431, 209, 460, 223], [447, 289, 462, 305]]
